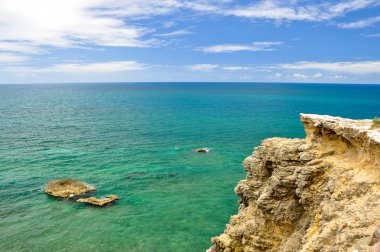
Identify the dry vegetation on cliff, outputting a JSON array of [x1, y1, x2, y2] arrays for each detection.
[[372, 117, 380, 129]]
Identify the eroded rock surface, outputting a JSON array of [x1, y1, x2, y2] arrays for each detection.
[[44, 179, 96, 198], [76, 195, 119, 206], [208, 114, 380, 252]]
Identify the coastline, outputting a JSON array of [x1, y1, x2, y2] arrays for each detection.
[[209, 114, 380, 251]]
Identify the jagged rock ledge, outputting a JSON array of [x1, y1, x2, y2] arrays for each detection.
[[208, 114, 380, 252]]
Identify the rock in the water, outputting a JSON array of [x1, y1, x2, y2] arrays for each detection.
[[76, 195, 119, 207], [44, 179, 96, 198], [193, 148, 212, 153]]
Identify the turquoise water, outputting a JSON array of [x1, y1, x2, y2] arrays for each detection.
[[1, 83, 380, 252]]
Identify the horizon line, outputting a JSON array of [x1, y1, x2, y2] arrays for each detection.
[[1, 81, 380, 86]]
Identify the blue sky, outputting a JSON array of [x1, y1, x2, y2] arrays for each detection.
[[0, 0, 379, 84]]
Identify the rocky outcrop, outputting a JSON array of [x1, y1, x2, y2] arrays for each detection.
[[208, 114, 380, 252], [44, 179, 96, 198], [45, 179, 119, 207], [194, 148, 212, 153], [76, 195, 119, 206]]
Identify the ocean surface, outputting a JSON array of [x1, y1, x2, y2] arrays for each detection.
[[1, 82, 380, 252]]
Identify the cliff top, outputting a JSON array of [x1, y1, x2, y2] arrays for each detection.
[[300, 113, 380, 144]]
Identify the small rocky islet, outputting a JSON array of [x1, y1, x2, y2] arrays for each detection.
[[193, 148, 212, 153], [76, 195, 120, 207], [44, 178, 119, 207], [45, 147, 209, 206]]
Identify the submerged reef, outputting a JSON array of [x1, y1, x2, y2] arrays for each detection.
[[208, 114, 380, 252], [44, 179, 119, 207]]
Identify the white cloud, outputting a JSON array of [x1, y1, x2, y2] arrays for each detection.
[[155, 29, 193, 37], [188, 64, 218, 71], [0, 0, 227, 57], [180, 1, 220, 12], [188, 64, 269, 72], [329, 75, 345, 79], [190, 61, 380, 76], [280, 61, 380, 74], [0, 0, 377, 58], [226, 1, 318, 21], [338, 15, 380, 28], [0, 0, 157, 54], [199, 42, 282, 53], [0, 0, 237, 53], [97, 0, 181, 17], [5, 61, 146, 73], [0, 0, 379, 82], [327, 0, 379, 16], [0, 42, 41, 54], [366, 33, 380, 37], [0, 53, 29, 63], [293, 73, 308, 78], [269, 71, 347, 81], [113, 0, 379, 23], [291, 72, 326, 79], [163, 21, 176, 28], [225, 0, 380, 21], [222, 66, 256, 71]]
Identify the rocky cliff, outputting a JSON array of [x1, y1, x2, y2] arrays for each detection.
[[208, 114, 380, 252]]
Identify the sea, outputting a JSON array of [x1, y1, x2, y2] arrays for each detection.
[[1, 82, 380, 252]]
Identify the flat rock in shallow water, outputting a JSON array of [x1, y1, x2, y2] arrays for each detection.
[[44, 179, 96, 198], [76, 195, 119, 207]]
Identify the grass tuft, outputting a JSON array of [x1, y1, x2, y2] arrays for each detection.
[[371, 117, 380, 129]]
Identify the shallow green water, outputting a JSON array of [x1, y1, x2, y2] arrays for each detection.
[[1, 83, 380, 252]]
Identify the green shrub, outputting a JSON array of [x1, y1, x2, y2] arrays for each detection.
[[372, 117, 380, 129]]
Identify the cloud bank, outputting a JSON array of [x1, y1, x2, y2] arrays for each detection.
[[199, 42, 283, 53], [5, 61, 146, 73]]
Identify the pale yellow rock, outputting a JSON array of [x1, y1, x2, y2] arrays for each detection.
[[76, 195, 119, 206], [208, 114, 380, 252], [44, 179, 96, 198]]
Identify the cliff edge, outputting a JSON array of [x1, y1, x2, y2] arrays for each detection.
[[208, 114, 380, 252]]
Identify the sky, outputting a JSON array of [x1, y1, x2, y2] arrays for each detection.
[[0, 0, 379, 84]]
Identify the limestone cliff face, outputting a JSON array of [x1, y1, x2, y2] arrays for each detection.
[[208, 114, 380, 252]]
